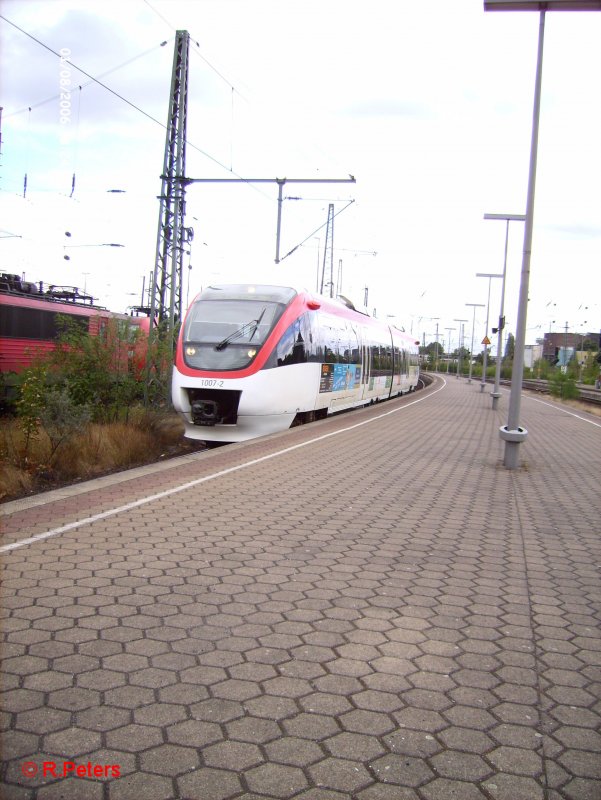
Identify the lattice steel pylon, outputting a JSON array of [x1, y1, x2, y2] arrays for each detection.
[[145, 30, 191, 405], [320, 204, 335, 298]]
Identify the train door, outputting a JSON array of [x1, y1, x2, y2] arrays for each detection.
[[361, 327, 370, 401]]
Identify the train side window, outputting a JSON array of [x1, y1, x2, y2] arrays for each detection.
[[276, 317, 308, 366], [346, 321, 360, 365], [371, 344, 380, 374]]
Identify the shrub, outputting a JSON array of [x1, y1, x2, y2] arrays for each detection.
[[549, 371, 579, 400], [39, 386, 92, 464]]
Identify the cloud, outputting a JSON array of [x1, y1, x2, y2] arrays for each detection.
[[340, 99, 435, 119]]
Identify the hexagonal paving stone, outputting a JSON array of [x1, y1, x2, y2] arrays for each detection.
[[487, 744, 544, 777], [43, 726, 102, 757], [37, 776, 104, 800], [383, 729, 442, 758], [47, 688, 100, 712], [370, 753, 434, 787], [266, 736, 324, 767], [263, 676, 313, 699], [139, 743, 201, 776], [103, 686, 155, 709], [339, 709, 395, 736], [203, 740, 263, 770], [14, 707, 72, 735], [22, 673, 74, 693], [106, 723, 163, 753], [245, 762, 308, 798], [53, 655, 99, 674], [166, 719, 222, 748], [420, 778, 490, 800], [429, 751, 494, 782], [108, 772, 174, 800], [300, 692, 352, 716], [177, 767, 242, 800], [352, 690, 404, 713], [0, 728, 39, 760], [210, 678, 262, 701], [133, 703, 188, 727], [309, 757, 373, 794], [129, 667, 178, 689], [438, 726, 495, 754], [324, 732, 386, 762], [2, 656, 49, 676], [75, 706, 131, 732], [244, 694, 299, 720], [283, 712, 340, 741], [190, 698, 244, 723], [0, 689, 44, 713], [227, 715, 282, 744], [76, 669, 126, 691], [481, 773, 544, 800]]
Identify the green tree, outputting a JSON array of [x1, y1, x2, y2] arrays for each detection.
[[581, 350, 600, 384], [419, 341, 443, 368], [15, 364, 48, 464], [504, 333, 515, 361], [533, 358, 551, 380]]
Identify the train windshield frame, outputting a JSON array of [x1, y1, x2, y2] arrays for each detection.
[[182, 285, 297, 371]]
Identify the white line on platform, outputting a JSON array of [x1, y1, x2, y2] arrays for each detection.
[[525, 394, 601, 428], [1, 379, 447, 554]]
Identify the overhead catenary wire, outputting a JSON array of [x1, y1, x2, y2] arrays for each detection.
[[141, 0, 177, 32], [279, 199, 356, 263], [3, 40, 172, 119], [0, 14, 266, 194]]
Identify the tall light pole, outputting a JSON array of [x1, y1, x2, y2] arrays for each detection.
[[466, 304, 485, 383], [484, 0, 600, 469], [454, 319, 468, 378], [476, 272, 503, 393], [483, 213, 526, 410], [429, 318, 440, 371], [444, 327, 456, 373]]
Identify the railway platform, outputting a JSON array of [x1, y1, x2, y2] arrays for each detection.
[[1, 374, 600, 800]]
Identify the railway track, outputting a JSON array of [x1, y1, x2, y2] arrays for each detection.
[[501, 377, 601, 406]]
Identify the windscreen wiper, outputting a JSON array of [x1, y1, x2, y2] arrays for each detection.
[[215, 308, 266, 351]]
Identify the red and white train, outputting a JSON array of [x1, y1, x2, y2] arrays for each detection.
[[172, 284, 420, 443]]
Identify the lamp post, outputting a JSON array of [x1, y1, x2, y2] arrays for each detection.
[[429, 318, 440, 371], [484, 0, 600, 469], [483, 213, 526, 410], [454, 319, 468, 378], [476, 272, 503, 393], [444, 327, 456, 373], [466, 304, 485, 383]]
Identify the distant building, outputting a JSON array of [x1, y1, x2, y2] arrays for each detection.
[[541, 331, 600, 364], [524, 343, 544, 369]]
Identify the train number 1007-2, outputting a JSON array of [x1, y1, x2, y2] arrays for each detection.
[[199, 379, 224, 388]]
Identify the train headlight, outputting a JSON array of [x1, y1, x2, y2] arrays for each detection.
[[186, 346, 196, 356], [247, 348, 257, 358]]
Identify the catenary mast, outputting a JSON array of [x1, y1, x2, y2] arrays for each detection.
[[145, 30, 192, 404]]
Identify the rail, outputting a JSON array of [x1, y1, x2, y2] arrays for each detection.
[[427, 373, 601, 407], [503, 378, 601, 406]]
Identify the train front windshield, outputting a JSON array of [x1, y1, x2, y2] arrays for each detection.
[[182, 285, 296, 371]]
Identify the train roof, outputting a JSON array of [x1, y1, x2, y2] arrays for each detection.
[[195, 283, 416, 340], [1, 272, 107, 310]]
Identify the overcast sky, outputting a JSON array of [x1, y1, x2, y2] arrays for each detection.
[[1, 0, 600, 353]]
